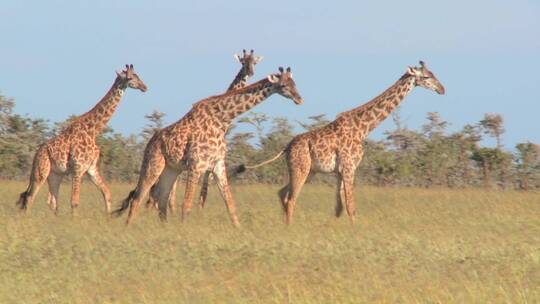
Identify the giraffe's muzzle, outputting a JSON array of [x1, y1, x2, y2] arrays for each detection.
[[436, 85, 445, 95]]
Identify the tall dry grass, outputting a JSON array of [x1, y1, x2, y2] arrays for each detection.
[[1, 180, 539, 303]]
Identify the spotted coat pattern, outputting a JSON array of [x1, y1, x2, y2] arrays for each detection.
[[147, 50, 263, 212], [244, 62, 445, 224], [16, 65, 147, 214], [115, 68, 303, 226]]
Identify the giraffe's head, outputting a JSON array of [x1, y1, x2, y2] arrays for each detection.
[[267, 67, 303, 105], [234, 49, 263, 77], [406, 61, 445, 95], [116, 64, 148, 92]]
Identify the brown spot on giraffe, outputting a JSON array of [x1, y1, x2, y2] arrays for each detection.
[[238, 61, 445, 224], [113, 67, 303, 226], [16, 65, 147, 215]]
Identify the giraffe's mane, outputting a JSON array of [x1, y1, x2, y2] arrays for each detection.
[[337, 72, 412, 118], [76, 76, 122, 121], [192, 77, 271, 108]]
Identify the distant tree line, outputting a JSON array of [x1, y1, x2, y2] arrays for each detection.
[[1, 93, 539, 190]]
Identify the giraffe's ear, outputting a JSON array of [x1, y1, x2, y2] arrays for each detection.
[[267, 74, 280, 83], [253, 56, 263, 64], [116, 70, 123, 78], [234, 54, 242, 63], [406, 67, 416, 76]]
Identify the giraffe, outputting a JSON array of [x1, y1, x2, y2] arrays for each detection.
[[238, 61, 445, 224], [16, 65, 148, 214], [146, 49, 263, 212], [228, 49, 264, 91], [113, 67, 303, 226]]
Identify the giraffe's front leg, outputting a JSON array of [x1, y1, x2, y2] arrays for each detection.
[[181, 167, 202, 222], [168, 177, 178, 213], [147, 173, 179, 213], [198, 171, 211, 209], [87, 164, 112, 213], [70, 164, 86, 216], [338, 158, 357, 223], [335, 174, 345, 218], [86, 151, 112, 213], [212, 160, 240, 227], [47, 172, 63, 215], [155, 166, 179, 221]]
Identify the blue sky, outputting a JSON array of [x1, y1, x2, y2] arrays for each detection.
[[1, 0, 539, 148]]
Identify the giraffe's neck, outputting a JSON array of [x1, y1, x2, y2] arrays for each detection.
[[80, 77, 127, 135], [207, 79, 275, 124], [348, 74, 416, 136], [226, 68, 249, 91]]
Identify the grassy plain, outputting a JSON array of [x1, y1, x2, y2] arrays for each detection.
[[1, 180, 539, 303]]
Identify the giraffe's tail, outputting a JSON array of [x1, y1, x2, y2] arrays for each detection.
[[111, 190, 136, 218], [235, 149, 286, 174], [16, 191, 29, 210], [16, 144, 49, 211]]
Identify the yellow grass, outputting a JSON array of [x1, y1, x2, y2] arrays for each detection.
[[1, 180, 539, 303]]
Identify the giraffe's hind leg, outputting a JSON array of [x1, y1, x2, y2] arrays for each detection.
[[278, 185, 290, 215], [284, 152, 311, 225], [125, 148, 166, 225], [338, 159, 357, 223], [285, 167, 310, 225]]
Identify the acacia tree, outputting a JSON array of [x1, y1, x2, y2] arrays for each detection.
[[384, 112, 423, 186], [237, 111, 269, 146], [478, 113, 513, 188], [418, 112, 450, 186], [359, 140, 397, 186], [471, 147, 510, 189], [255, 117, 295, 183], [298, 114, 330, 131], [515, 142, 540, 190], [480, 113, 505, 150], [0, 94, 49, 179], [141, 110, 166, 142], [447, 124, 481, 187]]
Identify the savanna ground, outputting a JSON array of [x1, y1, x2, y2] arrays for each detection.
[[1, 180, 539, 303]]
